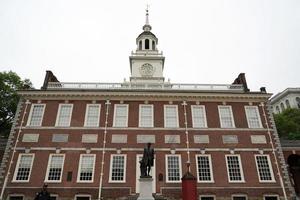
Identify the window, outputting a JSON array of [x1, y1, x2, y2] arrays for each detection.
[[152, 40, 155, 50], [109, 155, 126, 182], [245, 106, 262, 128], [9, 196, 23, 200], [139, 105, 154, 127], [255, 155, 275, 182], [285, 99, 290, 108], [218, 106, 235, 128], [166, 155, 182, 182], [225, 155, 244, 182], [164, 105, 179, 128], [196, 155, 214, 182], [264, 195, 279, 200], [296, 97, 300, 108], [13, 154, 34, 182], [77, 154, 95, 182], [27, 104, 45, 126], [139, 41, 142, 50], [275, 106, 280, 113], [280, 103, 285, 111], [145, 39, 149, 49], [113, 104, 128, 127], [84, 104, 100, 127], [191, 105, 207, 128], [75, 195, 91, 200], [55, 104, 73, 127], [200, 196, 215, 200], [45, 154, 65, 182], [232, 195, 247, 200]]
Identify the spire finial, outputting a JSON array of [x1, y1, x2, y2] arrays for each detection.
[[146, 4, 149, 25], [143, 4, 152, 31]]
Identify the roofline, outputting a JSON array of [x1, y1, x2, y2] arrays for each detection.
[[270, 88, 300, 104]]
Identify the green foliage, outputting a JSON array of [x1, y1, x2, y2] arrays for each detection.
[[0, 71, 33, 138], [274, 108, 300, 139]]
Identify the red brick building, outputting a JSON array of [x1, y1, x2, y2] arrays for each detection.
[[0, 11, 297, 200]]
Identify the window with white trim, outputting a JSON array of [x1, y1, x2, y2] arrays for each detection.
[[109, 155, 126, 182], [200, 196, 215, 200], [255, 155, 275, 182], [264, 196, 279, 200], [13, 154, 34, 182], [75, 196, 91, 200], [196, 155, 213, 182], [55, 104, 73, 127], [139, 105, 154, 127], [9, 196, 24, 200], [84, 104, 101, 127], [164, 105, 179, 128], [45, 154, 65, 182], [245, 106, 262, 128], [113, 104, 128, 127], [226, 155, 244, 182], [191, 105, 207, 128], [77, 154, 95, 182], [232, 195, 247, 200], [218, 106, 235, 128], [27, 104, 45, 126], [166, 155, 182, 182]]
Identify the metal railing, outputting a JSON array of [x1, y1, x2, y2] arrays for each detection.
[[47, 82, 244, 92]]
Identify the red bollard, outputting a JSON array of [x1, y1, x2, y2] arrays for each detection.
[[181, 171, 197, 200]]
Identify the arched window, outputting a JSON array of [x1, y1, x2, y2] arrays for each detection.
[[152, 41, 155, 50], [276, 106, 280, 113], [296, 97, 300, 108], [145, 39, 149, 49], [280, 102, 285, 111], [285, 99, 290, 108], [139, 41, 142, 50]]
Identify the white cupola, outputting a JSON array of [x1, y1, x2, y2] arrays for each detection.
[[129, 7, 165, 83]]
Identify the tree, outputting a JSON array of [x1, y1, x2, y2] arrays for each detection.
[[274, 108, 300, 139], [0, 71, 33, 138]]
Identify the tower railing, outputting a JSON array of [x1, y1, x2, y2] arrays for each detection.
[[46, 82, 244, 92]]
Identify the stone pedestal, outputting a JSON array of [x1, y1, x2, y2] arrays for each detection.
[[137, 177, 154, 200]]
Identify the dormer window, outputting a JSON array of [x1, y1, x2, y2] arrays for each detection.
[[139, 41, 142, 50], [152, 41, 155, 50], [145, 39, 150, 49]]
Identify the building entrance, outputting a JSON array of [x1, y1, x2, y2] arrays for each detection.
[[288, 154, 300, 196]]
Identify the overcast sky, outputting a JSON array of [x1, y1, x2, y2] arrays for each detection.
[[0, 0, 299, 94]]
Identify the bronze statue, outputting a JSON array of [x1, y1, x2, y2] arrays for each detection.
[[140, 142, 154, 177], [34, 183, 51, 200]]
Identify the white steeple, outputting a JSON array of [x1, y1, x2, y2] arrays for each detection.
[[129, 7, 165, 83]]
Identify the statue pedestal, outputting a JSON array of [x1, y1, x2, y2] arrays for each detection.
[[137, 177, 154, 200]]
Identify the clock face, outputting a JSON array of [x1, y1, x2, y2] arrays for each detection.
[[140, 63, 155, 77]]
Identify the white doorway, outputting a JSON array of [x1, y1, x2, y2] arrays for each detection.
[[135, 154, 156, 193]]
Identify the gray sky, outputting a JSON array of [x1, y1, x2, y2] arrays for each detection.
[[0, 0, 299, 94]]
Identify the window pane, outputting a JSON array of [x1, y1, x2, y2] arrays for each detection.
[[79, 155, 95, 181], [256, 155, 273, 181], [192, 106, 206, 128], [56, 105, 72, 126], [15, 154, 33, 181], [111, 155, 125, 181], [140, 105, 153, 127], [219, 106, 234, 128], [165, 106, 178, 128], [28, 104, 44, 126], [197, 156, 212, 181], [226, 156, 243, 181], [85, 105, 100, 127], [47, 155, 64, 181], [114, 105, 128, 127], [167, 156, 181, 181], [245, 106, 261, 128]]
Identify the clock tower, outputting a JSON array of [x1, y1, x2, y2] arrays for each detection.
[[129, 8, 165, 83]]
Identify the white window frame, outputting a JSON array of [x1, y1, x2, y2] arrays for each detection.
[[139, 104, 154, 127], [45, 154, 65, 182], [26, 104, 46, 126], [195, 154, 214, 183], [109, 154, 127, 183], [165, 154, 182, 183], [12, 153, 35, 182], [84, 104, 101, 127], [164, 105, 179, 128], [263, 195, 279, 200], [76, 154, 96, 183], [199, 195, 216, 200], [191, 105, 207, 128], [74, 194, 92, 200], [113, 104, 129, 127], [245, 106, 263, 128], [225, 154, 245, 183], [218, 105, 235, 128], [232, 194, 248, 200], [255, 155, 275, 183], [8, 194, 25, 200], [55, 104, 73, 127]]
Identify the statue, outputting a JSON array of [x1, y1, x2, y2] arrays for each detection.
[[140, 142, 154, 177], [34, 183, 51, 200]]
